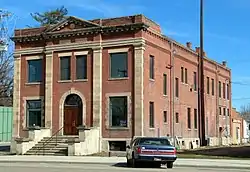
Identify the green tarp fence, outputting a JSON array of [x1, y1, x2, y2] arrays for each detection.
[[0, 106, 13, 142]]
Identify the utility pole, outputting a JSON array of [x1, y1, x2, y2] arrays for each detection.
[[198, 0, 206, 146]]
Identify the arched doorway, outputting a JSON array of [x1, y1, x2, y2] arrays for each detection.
[[63, 94, 83, 135]]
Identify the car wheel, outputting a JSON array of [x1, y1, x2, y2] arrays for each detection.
[[153, 162, 161, 168], [166, 162, 173, 168]]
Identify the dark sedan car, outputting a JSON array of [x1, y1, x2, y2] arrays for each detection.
[[126, 137, 177, 168]]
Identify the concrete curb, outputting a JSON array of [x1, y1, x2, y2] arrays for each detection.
[[0, 160, 249, 169]]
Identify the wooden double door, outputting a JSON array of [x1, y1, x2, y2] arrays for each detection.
[[63, 106, 82, 135]]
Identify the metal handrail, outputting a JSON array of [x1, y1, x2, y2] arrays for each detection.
[[35, 127, 64, 155]]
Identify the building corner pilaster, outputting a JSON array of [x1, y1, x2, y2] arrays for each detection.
[[134, 39, 145, 137]]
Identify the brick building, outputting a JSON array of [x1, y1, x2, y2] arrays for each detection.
[[12, 14, 231, 152], [230, 108, 243, 144]]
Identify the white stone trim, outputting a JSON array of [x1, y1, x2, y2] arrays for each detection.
[[134, 44, 145, 136], [13, 57, 21, 137], [26, 56, 43, 60], [59, 88, 86, 135], [92, 47, 102, 152], [108, 48, 129, 54], [105, 92, 132, 129], [14, 38, 145, 55], [74, 51, 89, 56], [58, 52, 72, 57], [22, 96, 44, 128], [45, 52, 53, 129]]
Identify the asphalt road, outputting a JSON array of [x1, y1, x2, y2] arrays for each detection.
[[0, 163, 249, 172]]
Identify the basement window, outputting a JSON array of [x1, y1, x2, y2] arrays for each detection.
[[109, 141, 126, 151]]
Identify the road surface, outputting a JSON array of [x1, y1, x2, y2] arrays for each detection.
[[0, 162, 249, 172]]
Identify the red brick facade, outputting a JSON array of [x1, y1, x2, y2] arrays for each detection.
[[12, 14, 231, 148]]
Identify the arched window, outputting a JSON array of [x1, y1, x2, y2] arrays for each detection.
[[64, 94, 82, 107]]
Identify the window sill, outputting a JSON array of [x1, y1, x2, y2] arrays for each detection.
[[149, 128, 155, 130], [108, 77, 129, 81], [188, 129, 192, 131], [149, 79, 155, 82], [74, 79, 88, 82], [163, 122, 168, 125], [163, 95, 168, 97], [23, 127, 48, 131], [58, 80, 72, 83], [25, 82, 41, 85], [108, 127, 129, 130]]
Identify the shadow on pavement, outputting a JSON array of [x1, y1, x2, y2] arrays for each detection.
[[112, 162, 166, 169], [179, 145, 250, 158]]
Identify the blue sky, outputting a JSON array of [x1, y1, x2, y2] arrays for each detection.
[[2, 0, 250, 110]]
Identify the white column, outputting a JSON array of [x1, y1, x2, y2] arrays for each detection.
[[92, 47, 102, 152], [45, 51, 53, 132], [92, 47, 102, 128], [13, 56, 21, 137], [134, 42, 145, 137]]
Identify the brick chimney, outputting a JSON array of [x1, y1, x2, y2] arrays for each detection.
[[186, 42, 192, 49], [195, 47, 206, 56], [222, 61, 227, 66], [195, 47, 200, 53]]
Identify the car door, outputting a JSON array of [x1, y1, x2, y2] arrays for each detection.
[[126, 138, 138, 160]]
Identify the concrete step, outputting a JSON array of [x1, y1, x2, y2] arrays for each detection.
[[25, 152, 67, 156], [26, 149, 67, 153], [34, 143, 68, 147], [31, 146, 67, 150]]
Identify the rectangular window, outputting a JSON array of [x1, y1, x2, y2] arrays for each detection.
[[149, 55, 154, 79], [207, 77, 210, 94], [187, 108, 191, 129], [76, 55, 87, 80], [193, 72, 197, 91], [181, 67, 184, 83], [28, 59, 42, 83], [223, 108, 226, 116], [219, 81, 222, 98], [110, 52, 128, 78], [175, 77, 179, 97], [175, 112, 179, 123], [60, 56, 71, 80], [223, 83, 226, 99], [227, 108, 230, 116], [149, 102, 154, 128], [163, 111, 167, 123], [212, 79, 215, 95], [185, 68, 188, 84], [227, 84, 230, 100], [219, 107, 222, 115], [26, 100, 43, 127], [194, 108, 198, 129], [109, 96, 128, 127], [163, 74, 167, 95]]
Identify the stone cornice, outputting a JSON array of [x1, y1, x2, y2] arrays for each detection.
[[11, 23, 149, 43], [14, 38, 145, 56]]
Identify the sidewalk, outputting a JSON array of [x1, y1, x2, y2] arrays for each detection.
[[0, 156, 249, 169]]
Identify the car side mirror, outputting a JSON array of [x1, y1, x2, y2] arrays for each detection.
[[126, 145, 131, 149]]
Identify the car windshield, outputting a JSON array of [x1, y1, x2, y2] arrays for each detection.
[[139, 138, 171, 146]]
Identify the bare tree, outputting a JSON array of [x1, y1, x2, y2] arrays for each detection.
[[0, 51, 13, 106], [240, 104, 250, 122]]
